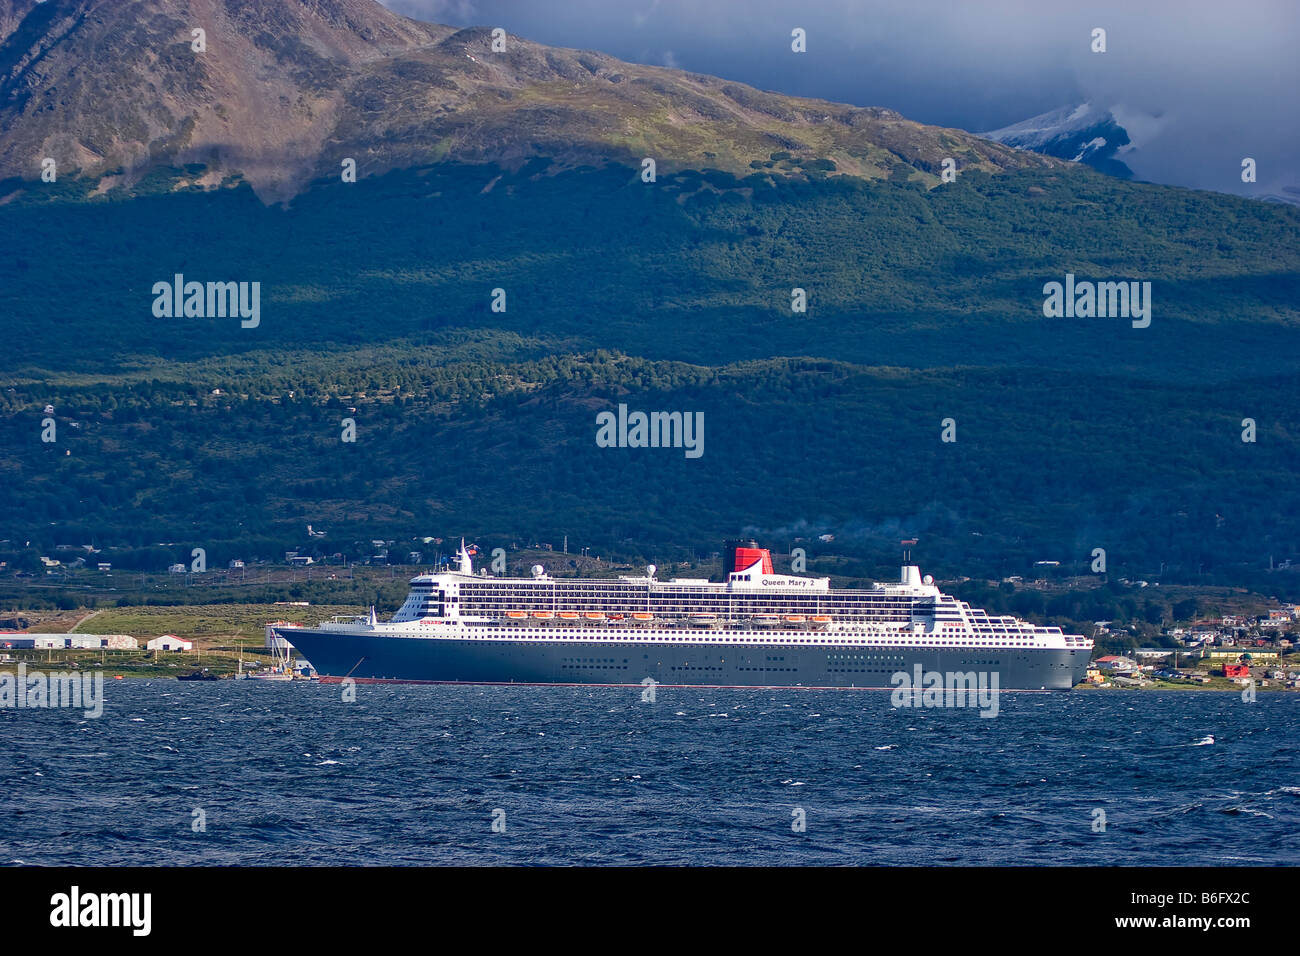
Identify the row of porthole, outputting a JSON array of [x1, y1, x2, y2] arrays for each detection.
[[455, 631, 1032, 647]]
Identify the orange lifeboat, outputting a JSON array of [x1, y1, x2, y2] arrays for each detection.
[[631, 612, 654, 622], [810, 614, 832, 625], [783, 614, 807, 625], [558, 611, 580, 621], [505, 611, 527, 620], [584, 612, 607, 622], [532, 611, 554, 621]]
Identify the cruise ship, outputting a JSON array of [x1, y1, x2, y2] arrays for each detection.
[[274, 542, 1094, 690]]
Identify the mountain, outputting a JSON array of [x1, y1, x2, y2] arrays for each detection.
[[0, 0, 1297, 593], [0, 0, 447, 200], [0, 0, 1056, 202], [983, 104, 1135, 180]]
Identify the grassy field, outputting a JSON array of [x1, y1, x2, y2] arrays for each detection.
[[65, 603, 365, 644]]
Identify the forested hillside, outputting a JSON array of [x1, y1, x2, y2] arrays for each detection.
[[1, 162, 1297, 588]]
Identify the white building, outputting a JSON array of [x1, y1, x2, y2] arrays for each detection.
[[146, 635, 193, 652], [63, 634, 139, 649]]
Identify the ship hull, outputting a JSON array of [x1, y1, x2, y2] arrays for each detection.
[[280, 629, 1091, 690]]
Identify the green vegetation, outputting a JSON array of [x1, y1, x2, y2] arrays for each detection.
[[67, 603, 364, 642], [1, 163, 1297, 597]]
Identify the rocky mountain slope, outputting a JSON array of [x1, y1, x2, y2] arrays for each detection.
[[0, 0, 1058, 202]]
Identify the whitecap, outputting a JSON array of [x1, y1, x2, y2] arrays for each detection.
[[1223, 807, 1273, 819]]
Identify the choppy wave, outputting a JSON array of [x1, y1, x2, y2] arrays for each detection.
[[0, 684, 1296, 865]]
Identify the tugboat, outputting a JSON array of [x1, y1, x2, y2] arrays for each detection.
[[177, 668, 220, 681]]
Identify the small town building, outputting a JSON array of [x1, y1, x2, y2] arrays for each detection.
[[1204, 647, 1280, 662], [62, 634, 139, 649], [146, 635, 193, 652]]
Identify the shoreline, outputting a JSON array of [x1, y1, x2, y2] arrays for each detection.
[[3, 665, 1295, 693]]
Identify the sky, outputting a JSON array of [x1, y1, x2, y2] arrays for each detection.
[[380, 0, 1299, 202]]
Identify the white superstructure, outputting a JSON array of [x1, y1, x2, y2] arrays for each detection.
[[311, 541, 1090, 655]]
